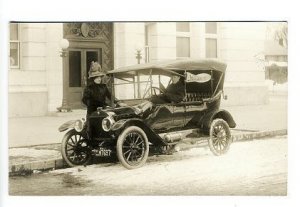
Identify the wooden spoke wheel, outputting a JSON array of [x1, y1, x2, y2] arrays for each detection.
[[208, 119, 232, 156], [117, 126, 149, 169]]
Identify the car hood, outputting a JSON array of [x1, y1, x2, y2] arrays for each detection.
[[103, 106, 137, 116], [88, 105, 138, 119]]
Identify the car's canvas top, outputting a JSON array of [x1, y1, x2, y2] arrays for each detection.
[[108, 59, 227, 77]]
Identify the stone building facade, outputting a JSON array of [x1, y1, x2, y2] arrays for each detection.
[[8, 22, 268, 117]]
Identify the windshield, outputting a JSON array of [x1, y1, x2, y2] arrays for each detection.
[[114, 74, 170, 100], [111, 69, 224, 105]]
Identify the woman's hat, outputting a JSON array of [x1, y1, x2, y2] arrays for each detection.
[[88, 61, 106, 78]]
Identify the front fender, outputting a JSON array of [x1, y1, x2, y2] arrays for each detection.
[[111, 119, 128, 131], [58, 120, 76, 132], [111, 118, 167, 146]]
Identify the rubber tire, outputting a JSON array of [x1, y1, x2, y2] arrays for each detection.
[[61, 129, 91, 167], [117, 126, 149, 169], [208, 119, 232, 156]]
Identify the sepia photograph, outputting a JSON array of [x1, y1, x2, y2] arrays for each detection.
[[7, 21, 287, 196], [1, 1, 299, 207]]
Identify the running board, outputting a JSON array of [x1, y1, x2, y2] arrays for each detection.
[[158, 128, 208, 144]]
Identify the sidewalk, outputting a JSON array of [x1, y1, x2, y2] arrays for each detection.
[[222, 94, 287, 131], [8, 93, 288, 175], [8, 110, 86, 147]]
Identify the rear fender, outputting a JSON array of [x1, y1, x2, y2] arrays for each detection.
[[200, 109, 236, 133], [111, 118, 167, 146]]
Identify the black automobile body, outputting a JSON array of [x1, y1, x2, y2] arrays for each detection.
[[58, 59, 236, 169]]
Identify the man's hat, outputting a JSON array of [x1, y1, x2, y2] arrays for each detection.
[[88, 61, 105, 78]]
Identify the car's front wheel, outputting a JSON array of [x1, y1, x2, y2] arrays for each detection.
[[61, 129, 91, 167], [116, 126, 149, 169], [208, 119, 232, 156]]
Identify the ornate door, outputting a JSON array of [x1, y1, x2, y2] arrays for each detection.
[[63, 23, 113, 108], [68, 48, 102, 108]]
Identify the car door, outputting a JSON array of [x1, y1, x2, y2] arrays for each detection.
[[172, 103, 186, 128], [146, 103, 185, 132]]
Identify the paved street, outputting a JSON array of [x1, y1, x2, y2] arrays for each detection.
[[9, 135, 287, 195]]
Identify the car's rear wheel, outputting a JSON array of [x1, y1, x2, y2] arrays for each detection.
[[61, 129, 91, 167], [116, 126, 149, 169], [208, 119, 232, 156]]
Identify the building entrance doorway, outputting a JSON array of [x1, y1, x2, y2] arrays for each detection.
[[63, 22, 114, 109], [68, 48, 102, 108]]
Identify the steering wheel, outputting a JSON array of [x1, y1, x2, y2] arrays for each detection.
[[142, 86, 165, 99], [151, 86, 164, 96]]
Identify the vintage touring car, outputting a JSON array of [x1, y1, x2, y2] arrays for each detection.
[[58, 59, 236, 169]]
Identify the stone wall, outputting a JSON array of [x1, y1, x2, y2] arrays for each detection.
[[9, 22, 270, 117], [9, 23, 63, 117], [219, 22, 268, 105]]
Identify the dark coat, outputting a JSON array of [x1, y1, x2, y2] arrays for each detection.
[[82, 83, 112, 115]]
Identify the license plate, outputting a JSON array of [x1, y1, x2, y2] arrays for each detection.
[[95, 147, 112, 157]]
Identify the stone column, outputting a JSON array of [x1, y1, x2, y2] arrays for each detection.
[[147, 22, 176, 61], [45, 23, 64, 113], [114, 23, 145, 68]]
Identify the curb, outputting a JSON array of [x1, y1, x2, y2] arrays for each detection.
[[9, 159, 65, 176], [232, 129, 287, 142], [9, 129, 287, 176]]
